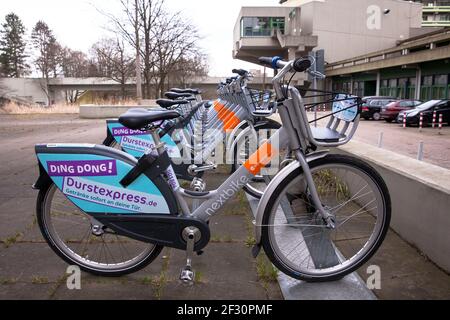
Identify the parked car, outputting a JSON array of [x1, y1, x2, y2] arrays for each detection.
[[381, 99, 422, 123], [361, 96, 397, 120], [397, 99, 450, 126]]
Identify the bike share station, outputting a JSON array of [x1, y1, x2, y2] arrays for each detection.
[[34, 56, 391, 300]]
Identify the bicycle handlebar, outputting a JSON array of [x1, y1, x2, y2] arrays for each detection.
[[259, 56, 311, 73]]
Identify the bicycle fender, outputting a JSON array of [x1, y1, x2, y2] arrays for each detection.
[[252, 150, 329, 256]]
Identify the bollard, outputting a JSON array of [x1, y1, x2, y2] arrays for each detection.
[[417, 141, 424, 161], [419, 112, 423, 132], [377, 132, 384, 148], [403, 114, 407, 128], [439, 114, 443, 134], [432, 111, 437, 129]]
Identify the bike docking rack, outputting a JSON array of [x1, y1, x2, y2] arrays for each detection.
[[246, 91, 375, 300]]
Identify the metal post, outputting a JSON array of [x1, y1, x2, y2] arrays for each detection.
[[313, 51, 318, 127], [377, 132, 384, 148], [135, 0, 142, 104], [417, 141, 424, 161], [419, 112, 423, 132], [432, 111, 437, 129]]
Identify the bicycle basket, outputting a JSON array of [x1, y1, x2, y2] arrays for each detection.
[[247, 87, 275, 110], [295, 89, 362, 147]]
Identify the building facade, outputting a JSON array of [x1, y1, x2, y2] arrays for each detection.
[[233, 0, 450, 100]]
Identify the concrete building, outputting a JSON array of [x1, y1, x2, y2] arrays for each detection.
[[233, 0, 450, 100], [234, 0, 423, 66], [418, 1, 450, 27], [0, 76, 271, 106]]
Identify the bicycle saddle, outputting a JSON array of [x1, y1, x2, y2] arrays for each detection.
[[156, 99, 189, 109], [119, 108, 180, 130], [165, 92, 192, 100], [170, 88, 202, 95]]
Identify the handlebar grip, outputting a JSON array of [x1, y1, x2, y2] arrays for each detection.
[[293, 58, 312, 72], [232, 69, 248, 77], [259, 57, 273, 67]]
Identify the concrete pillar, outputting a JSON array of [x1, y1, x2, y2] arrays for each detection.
[[376, 71, 381, 96], [415, 68, 422, 100]]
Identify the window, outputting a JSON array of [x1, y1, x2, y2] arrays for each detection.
[[422, 76, 433, 86], [398, 78, 408, 87], [434, 75, 448, 86], [241, 17, 285, 37], [399, 101, 412, 108], [389, 79, 397, 87]]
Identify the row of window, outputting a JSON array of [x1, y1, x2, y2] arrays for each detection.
[[240, 17, 285, 37]]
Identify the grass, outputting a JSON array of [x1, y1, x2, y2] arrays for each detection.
[[31, 276, 50, 284], [0, 102, 80, 114], [194, 271, 204, 284], [0, 98, 141, 115], [245, 236, 257, 248], [0, 277, 18, 285], [256, 255, 278, 283], [152, 249, 171, 299], [2, 232, 23, 248]]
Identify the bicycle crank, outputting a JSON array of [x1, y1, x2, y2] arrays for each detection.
[[179, 226, 202, 285]]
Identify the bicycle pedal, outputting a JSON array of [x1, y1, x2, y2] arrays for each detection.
[[179, 268, 195, 285]]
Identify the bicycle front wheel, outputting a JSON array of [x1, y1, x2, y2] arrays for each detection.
[[261, 154, 391, 282]]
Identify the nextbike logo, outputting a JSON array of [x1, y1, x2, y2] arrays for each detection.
[[205, 175, 249, 216]]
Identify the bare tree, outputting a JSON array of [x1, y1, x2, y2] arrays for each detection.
[[102, 0, 206, 99], [168, 51, 208, 89], [31, 21, 61, 105], [151, 11, 203, 96], [91, 38, 135, 98]]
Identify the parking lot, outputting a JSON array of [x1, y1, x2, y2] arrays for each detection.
[[0, 114, 449, 300], [354, 119, 450, 170]]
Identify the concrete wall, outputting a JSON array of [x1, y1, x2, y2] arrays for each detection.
[[301, 0, 423, 63], [0, 78, 48, 105], [333, 140, 450, 273]]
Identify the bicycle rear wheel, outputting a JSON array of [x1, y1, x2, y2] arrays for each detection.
[[261, 154, 391, 282], [37, 183, 163, 276]]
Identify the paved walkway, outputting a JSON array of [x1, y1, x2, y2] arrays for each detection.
[[0, 115, 281, 300], [0, 114, 449, 300]]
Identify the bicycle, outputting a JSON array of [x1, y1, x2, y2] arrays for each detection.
[[33, 56, 391, 283], [102, 71, 281, 198]]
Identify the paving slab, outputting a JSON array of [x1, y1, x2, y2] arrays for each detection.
[[0, 283, 56, 300], [247, 195, 377, 300], [0, 243, 68, 283]]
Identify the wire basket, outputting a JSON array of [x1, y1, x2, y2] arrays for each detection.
[[247, 87, 275, 110], [294, 88, 362, 147]]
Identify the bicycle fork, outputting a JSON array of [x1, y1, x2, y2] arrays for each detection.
[[295, 150, 336, 229]]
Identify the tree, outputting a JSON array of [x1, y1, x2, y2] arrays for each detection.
[[103, 0, 207, 99], [31, 21, 61, 79], [151, 11, 203, 96], [31, 21, 62, 105], [91, 38, 135, 98], [60, 47, 91, 77], [0, 13, 29, 77]]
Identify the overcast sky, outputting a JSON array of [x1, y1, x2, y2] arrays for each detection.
[[0, 0, 279, 76]]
